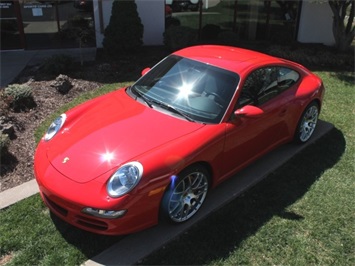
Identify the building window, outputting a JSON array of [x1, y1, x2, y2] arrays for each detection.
[[0, 1, 23, 50], [165, 0, 300, 45], [1, 0, 95, 50]]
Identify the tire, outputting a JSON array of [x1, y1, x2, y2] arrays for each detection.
[[294, 101, 319, 143], [161, 165, 209, 223]]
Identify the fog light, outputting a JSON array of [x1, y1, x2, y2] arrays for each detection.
[[82, 207, 127, 219]]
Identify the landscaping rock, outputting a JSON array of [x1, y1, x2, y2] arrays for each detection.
[[0, 116, 15, 139], [51, 74, 73, 94]]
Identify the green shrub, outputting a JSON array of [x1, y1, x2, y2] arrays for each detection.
[[163, 26, 198, 51], [103, 0, 144, 57], [3, 84, 36, 112], [41, 54, 74, 76], [267, 45, 354, 70]]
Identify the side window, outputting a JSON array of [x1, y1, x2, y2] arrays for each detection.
[[237, 67, 279, 107], [237, 66, 299, 108], [277, 67, 300, 92]]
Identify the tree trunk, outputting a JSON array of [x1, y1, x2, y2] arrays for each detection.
[[328, 0, 355, 52]]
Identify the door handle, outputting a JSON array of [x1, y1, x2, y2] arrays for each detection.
[[279, 109, 287, 117]]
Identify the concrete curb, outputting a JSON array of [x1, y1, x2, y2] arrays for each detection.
[[0, 179, 39, 209]]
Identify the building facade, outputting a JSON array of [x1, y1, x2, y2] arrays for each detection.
[[0, 0, 335, 51]]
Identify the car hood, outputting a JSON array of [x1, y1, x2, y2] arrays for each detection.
[[46, 89, 204, 183]]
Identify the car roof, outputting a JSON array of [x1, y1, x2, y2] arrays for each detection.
[[173, 45, 284, 75]]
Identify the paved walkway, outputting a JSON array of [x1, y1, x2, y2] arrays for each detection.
[[0, 48, 96, 89], [0, 179, 38, 209]]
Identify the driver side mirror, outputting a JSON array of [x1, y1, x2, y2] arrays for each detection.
[[141, 67, 151, 76], [234, 105, 264, 118]]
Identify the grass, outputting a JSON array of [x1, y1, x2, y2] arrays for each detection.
[[0, 70, 354, 265], [0, 194, 123, 265]]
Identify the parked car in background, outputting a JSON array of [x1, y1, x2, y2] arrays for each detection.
[[73, 0, 92, 11], [34, 45, 325, 235], [167, 0, 199, 12]]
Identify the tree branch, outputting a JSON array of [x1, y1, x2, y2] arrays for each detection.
[[345, 0, 354, 34]]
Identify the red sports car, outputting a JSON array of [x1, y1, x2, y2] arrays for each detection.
[[34, 45, 325, 235]]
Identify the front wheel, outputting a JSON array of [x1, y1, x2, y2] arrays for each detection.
[[294, 102, 319, 143], [161, 165, 209, 223]]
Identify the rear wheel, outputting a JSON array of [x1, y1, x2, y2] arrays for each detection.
[[161, 165, 209, 223], [295, 102, 319, 143]]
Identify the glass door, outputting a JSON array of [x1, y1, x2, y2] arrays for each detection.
[[20, 0, 95, 50], [21, 0, 63, 49], [0, 1, 24, 50]]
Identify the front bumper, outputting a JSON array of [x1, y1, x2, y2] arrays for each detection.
[[34, 145, 160, 235]]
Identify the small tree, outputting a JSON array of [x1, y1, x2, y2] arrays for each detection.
[[103, 0, 144, 57], [328, 0, 354, 51], [65, 15, 95, 66]]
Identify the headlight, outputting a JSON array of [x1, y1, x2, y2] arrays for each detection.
[[107, 162, 143, 197], [44, 114, 66, 141]]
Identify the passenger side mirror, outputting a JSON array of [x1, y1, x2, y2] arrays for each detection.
[[141, 67, 151, 76], [234, 105, 264, 118]]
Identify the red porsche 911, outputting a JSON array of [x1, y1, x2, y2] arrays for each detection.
[[34, 45, 325, 235]]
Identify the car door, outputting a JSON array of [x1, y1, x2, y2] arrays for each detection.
[[221, 66, 294, 179]]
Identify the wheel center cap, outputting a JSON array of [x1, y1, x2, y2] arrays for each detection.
[[183, 193, 196, 206]]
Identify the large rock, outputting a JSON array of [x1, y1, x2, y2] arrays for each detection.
[[51, 74, 73, 94], [0, 116, 15, 139]]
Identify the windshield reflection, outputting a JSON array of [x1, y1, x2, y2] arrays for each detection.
[[130, 55, 239, 124]]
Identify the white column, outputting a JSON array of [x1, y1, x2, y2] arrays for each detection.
[[297, 1, 335, 46]]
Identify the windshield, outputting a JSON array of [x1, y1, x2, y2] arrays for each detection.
[[129, 55, 240, 124]]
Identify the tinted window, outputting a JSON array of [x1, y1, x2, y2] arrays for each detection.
[[277, 67, 300, 92], [237, 66, 299, 108]]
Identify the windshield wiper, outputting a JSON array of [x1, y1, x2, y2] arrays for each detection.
[[130, 86, 194, 122], [153, 101, 195, 122], [130, 86, 153, 108]]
